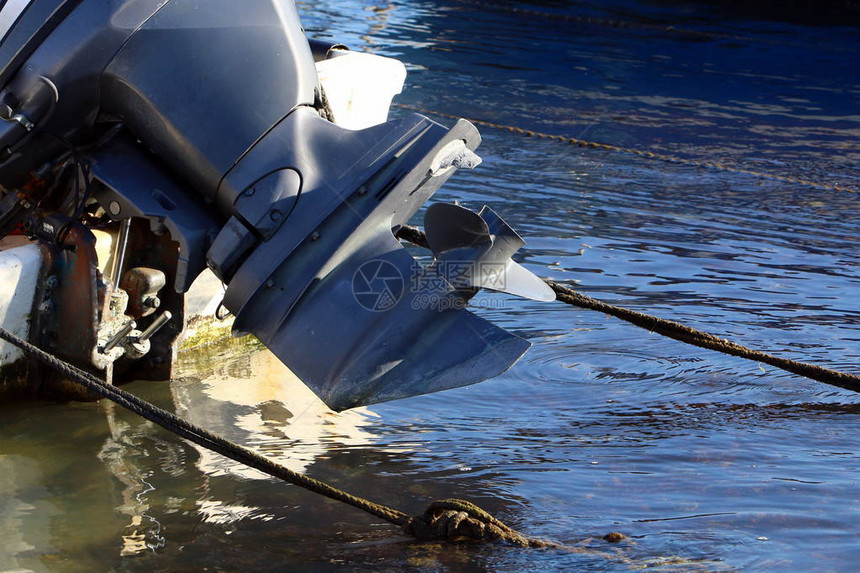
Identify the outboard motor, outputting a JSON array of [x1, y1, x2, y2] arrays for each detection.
[[0, 0, 553, 409]]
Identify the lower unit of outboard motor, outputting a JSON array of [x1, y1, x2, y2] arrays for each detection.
[[0, 0, 554, 410], [214, 111, 555, 410]]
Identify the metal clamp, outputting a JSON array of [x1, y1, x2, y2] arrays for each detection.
[[0, 105, 34, 132]]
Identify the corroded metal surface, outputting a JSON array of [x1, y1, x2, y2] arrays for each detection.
[[28, 221, 103, 400]]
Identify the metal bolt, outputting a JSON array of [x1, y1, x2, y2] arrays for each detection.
[[103, 320, 136, 352], [138, 311, 172, 342], [270, 209, 282, 221], [311, 231, 320, 241], [108, 201, 121, 216]]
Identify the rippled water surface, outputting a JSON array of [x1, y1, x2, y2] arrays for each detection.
[[3, 1, 860, 571]]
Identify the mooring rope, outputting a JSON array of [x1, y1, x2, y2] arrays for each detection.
[[454, 0, 744, 42], [4, 233, 855, 549], [0, 326, 573, 548], [451, 0, 858, 53], [396, 224, 860, 393], [393, 103, 858, 194]]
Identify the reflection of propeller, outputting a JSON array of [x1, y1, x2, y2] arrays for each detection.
[[424, 203, 556, 301]]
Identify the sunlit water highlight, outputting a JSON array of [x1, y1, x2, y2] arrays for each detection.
[[2, 1, 859, 571]]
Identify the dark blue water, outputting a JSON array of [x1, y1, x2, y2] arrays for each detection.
[[2, 1, 859, 571]]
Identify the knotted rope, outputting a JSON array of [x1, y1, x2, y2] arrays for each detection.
[[404, 498, 573, 548]]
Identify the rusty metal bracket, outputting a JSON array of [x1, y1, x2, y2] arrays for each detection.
[[29, 217, 105, 400]]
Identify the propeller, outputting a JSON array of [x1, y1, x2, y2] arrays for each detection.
[[423, 202, 556, 302]]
